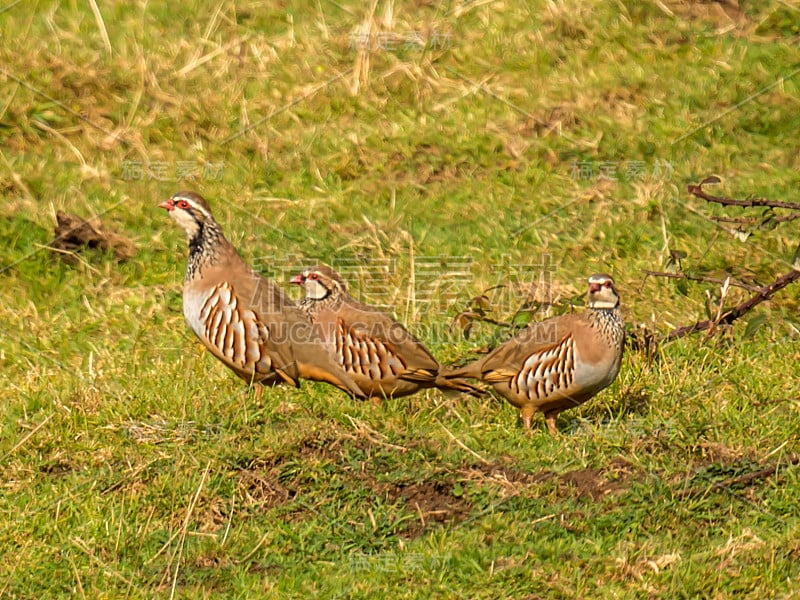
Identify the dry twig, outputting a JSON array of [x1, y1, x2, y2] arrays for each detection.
[[676, 455, 799, 498], [665, 269, 800, 341], [643, 270, 762, 292], [688, 175, 800, 226], [653, 178, 800, 341]]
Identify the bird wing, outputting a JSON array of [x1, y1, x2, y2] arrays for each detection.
[[199, 279, 301, 386], [333, 303, 439, 382], [239, 274, 366, 398], [479, 316, 576, 389]]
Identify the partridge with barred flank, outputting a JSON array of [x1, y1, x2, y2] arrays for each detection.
[[160, 192, 365, 400], [290, 265, 481, 399], [446, 274, 624, 434]]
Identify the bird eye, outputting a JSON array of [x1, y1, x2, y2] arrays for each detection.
[[308, 273, 318, 281], [176, 200, 190, 209]]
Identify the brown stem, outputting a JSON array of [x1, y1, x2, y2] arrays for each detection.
[[466, 315, 512, 328], [676, 455, 800, 498], [643, 270, 762, 292], [710, 213, 800, 224], [688, 178, 800, 211], [666, 268, 800, 341], [774, 212, 800, 223], [710, 215, 759, 224]]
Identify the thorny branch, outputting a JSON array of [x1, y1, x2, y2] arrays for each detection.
[[454, 178, 799, 347], [688, 175, 800, 211], [643, 270, 762, 292], [665, 269, 800, 341], [653, 178, 800, 341]]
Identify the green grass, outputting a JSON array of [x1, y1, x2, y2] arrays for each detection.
[[2, 0, 800, 597]]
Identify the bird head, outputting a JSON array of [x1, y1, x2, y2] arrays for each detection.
[[159, 191, 215, 240], [290, 265, 347, 301], [587, 273, 619, 309]]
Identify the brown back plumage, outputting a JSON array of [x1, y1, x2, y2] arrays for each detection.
[[292, 265, 482, 398], [446, 274, 625, 433], [160, 192, 366, 399]]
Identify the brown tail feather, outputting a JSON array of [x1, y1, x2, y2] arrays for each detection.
[[439, 360, 483, 381], [435, 362, 486, 397], [433, 374, 485, 397]]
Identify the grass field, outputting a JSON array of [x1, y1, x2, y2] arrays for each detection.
[[1, 0, 800, 597]]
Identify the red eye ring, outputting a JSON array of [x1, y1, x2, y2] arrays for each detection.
[[308, 273, 319, 281], [176, 200, 190, 209]]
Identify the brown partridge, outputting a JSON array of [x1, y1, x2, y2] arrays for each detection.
[[289, 265, 480, 399], [159, 191, 365, 400], [446, 274, 625, 434]]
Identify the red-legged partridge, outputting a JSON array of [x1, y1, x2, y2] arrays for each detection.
[[290, 265, 480, 399], [160, 192, 365, 400], [446, 274, 624, 434]]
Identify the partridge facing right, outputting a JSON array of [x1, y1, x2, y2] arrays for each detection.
[[446, 274, 625, 434]]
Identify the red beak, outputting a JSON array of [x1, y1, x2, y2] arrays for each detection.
[[289, 274, 305, 285], [158, 200, 174, 211], [589, 283, 601, 293]]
